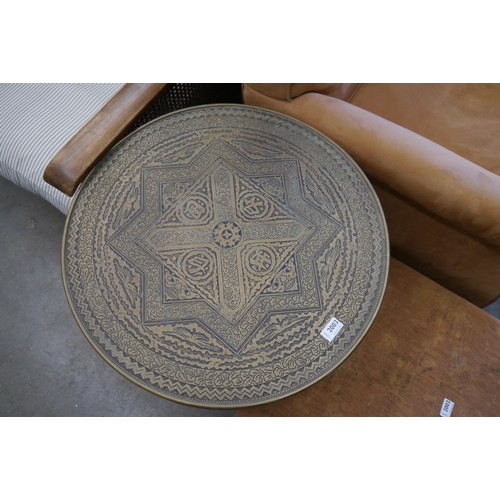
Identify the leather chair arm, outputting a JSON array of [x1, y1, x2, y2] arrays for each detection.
[[43, 83, 169, 196], [245, 83, 360, 102], [244, 85, 500, 250]]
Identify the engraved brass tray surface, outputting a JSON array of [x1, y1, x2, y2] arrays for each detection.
[[63, 105, 389, 408]]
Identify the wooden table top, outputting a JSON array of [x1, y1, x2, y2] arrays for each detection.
[[63, 105, 389, 408]]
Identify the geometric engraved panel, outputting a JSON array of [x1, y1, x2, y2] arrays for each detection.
[[63, 105, 389, 408]]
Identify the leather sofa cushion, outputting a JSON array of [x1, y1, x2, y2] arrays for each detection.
[[350, 83, 500, 175]]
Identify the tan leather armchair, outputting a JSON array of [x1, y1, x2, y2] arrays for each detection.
[[243, 84, 500, 307]]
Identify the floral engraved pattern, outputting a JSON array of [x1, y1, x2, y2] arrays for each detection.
[[114, 259, 139, 305], [263, 256, 300, 294], [257, 313, 308, 345], [318, 240, 342, 293], [304, 170, 337, 217], [167, 326, 223, 354], [112, 183, 140, 230], [63, 106, 389, 408]]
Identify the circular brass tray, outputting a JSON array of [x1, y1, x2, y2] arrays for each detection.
[[63, 105, 389, 408]]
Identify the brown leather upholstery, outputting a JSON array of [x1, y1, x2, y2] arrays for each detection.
[[235, 259, 500, 417], [243, 84, 500, 307]]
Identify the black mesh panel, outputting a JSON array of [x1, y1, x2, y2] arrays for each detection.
[[124, 83, 243, 135]]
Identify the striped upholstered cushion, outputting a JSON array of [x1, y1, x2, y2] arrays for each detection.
[[0, 83, 125, 214]]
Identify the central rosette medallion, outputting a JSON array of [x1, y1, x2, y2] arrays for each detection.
[[212, 221, 242, 248]]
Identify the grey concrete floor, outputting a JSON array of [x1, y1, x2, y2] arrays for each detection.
[[483, 293, 500, 318], [1, 175, 500, 417], [0, 176, 234, 416]]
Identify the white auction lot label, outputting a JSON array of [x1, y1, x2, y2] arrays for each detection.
[[440, 398, 455, 417], [320, 316, 344, 342]]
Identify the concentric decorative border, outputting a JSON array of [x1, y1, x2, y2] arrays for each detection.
[[62, 105, 389, 408]]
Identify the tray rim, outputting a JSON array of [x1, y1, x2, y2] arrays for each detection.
[[61, 103, 390, 409]]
